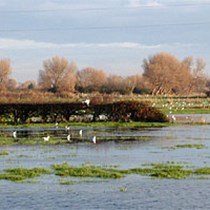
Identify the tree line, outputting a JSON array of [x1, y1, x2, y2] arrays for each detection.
[[0, 52, 208, 96]]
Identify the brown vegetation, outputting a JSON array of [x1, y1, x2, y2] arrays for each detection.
[[0, 52, 209, 98], [142, 52, 207, 95]]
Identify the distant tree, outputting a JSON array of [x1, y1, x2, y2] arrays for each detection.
[[76, 67, 107, 93], [0, 58, 12, 91], [19, 80, 37, 90], [6, 79, 17, 91], [189, 58, 207, 94], [38, 56, 77, 93], [124, 75, 144, 94], [101, 75, 131, 94], [142, 52, 193, 95]]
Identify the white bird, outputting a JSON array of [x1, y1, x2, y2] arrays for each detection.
[[83, 99, 90, 106], [79, 129, 83, 137], [92, 136, 97, 144], [12, 131, 17, 139], [65, 126, 70, 131], [171, 115, 176, 122], [55, 122, 58, 128], [67, 134, 71, 141], [43, 135, 50, 142]]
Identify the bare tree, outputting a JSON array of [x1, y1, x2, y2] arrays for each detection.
[[124, 75, 144, 94], [38, 56, 77, 93], [76, 67, 107, 92], [142, 52, 193, 95], [190, 58, 207, 93], [0, 58, 12, 91], [102, 75, 129, 94], [19, 80, 37, 90], [6, 79, 17, 91]]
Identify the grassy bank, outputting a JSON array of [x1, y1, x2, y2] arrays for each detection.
[[0, 121, 171, 129]]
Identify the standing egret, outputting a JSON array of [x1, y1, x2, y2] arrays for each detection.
[[171, 115, 176, 122], [12, 131, 17, 139], [92, 136, 97, 144], [43, 135, 50, 142], [67, 134, 71, 141], [79, 129, 83, 137], [55, 122, 58, 128]]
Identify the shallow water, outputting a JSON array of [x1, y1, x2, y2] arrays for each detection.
[[1, 125, 210, 209]]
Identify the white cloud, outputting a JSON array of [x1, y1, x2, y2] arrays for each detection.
[[0, 38, 166, 50], [128, 0, 161, 8]]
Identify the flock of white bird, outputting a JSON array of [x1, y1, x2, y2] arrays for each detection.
[[12, 126, 97, 144], [12, 99, 97, 143]]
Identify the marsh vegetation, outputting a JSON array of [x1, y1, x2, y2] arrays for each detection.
[[1, 161, 210, 182]]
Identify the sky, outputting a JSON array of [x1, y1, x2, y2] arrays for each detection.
[[0, 0, 210, 82]]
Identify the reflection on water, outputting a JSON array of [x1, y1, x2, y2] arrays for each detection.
[[1, 125, 210, 209]]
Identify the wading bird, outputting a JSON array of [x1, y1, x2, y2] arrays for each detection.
[[171, 115, 176, 122], [65, 126, 70, 131], [92, 136, 97, 144], [79, 129, 83, 137], [67, 134, 71, 141], [12, 131, 17, 139], [55, 122, 58, 128], [43, 135, 50, 142]]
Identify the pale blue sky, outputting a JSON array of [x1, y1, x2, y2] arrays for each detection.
[[0, 0, 210, 82]]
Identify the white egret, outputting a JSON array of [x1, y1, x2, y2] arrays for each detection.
[[12, 131, 17, 139], [79, 129, 83, 137], [171, 115, 176, 122], [65, 126, 70, 131], [92, 136, 97, 144], [43, 135, 50, 142], [55, 122, 58, 128], [67, 134, 71, 141]]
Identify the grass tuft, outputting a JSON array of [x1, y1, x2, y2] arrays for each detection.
[[194, 167, 210, 175], [0, 151, 9, 156], [0, 167, 52, 182], [52, 162, 125, 179]]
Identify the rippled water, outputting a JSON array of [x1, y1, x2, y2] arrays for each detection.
[[1, 125, 210, 209]]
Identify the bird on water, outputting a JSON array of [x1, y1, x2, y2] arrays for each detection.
[[12, 131, 17, 139], [43, 135, 50, 142], [92, 136, 97, 144], [79, 129, 83, 137], [67, 134, 71, 141]]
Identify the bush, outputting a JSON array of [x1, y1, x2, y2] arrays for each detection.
[[93, 101, 168, 122]]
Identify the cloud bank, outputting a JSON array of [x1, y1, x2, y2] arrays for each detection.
[[0, 38, 193, 50]]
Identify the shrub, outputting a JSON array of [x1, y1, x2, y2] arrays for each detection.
[[93, 101, 168, 122]]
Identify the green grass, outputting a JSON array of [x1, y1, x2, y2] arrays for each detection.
[[123, 162, 192, 179], [194, 167, 210, 175], [52, 162, 125, 179], [174, 144, 207, 149], [59, 180, 77, 185], [1, 162, 210, 182], [0, 167, 52, 182], [0, 151, 9, 156], [52, 162, 193, 180], [161, 108, 210, 115], [0, 139, 17, 146], [0, 137, 70, 146], [163, 144, 207, 150], [0, 121, 170, 129]]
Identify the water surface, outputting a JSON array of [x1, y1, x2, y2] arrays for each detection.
[[1, 125, 210, 209]]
